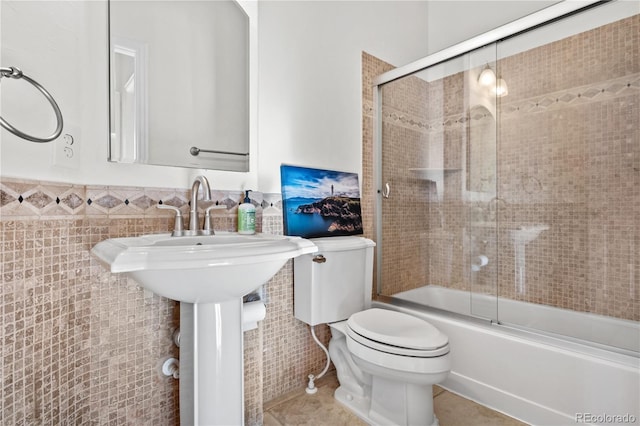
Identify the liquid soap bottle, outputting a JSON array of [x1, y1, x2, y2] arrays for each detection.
[[238, 190, 256, 234]]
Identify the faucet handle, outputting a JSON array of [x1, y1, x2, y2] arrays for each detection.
[[204, 205, 227, 233], [157, 204, 184, 234]]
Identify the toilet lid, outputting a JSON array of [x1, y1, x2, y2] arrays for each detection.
[[347, 308, 448, 350]]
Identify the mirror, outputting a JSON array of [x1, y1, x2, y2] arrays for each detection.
[[108, 0, 250, 172]]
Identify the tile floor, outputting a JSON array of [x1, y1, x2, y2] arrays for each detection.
[[264, 372, 526, 426]]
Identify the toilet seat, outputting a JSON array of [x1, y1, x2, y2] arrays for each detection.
[[346, 308, 449, 358]]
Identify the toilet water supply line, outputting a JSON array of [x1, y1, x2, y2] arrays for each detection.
[[306, 325, 331, 394]]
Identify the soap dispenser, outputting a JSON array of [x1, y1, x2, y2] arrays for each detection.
[[238, 190, 256, 235]]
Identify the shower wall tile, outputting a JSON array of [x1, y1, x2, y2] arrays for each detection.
[[362, 52, 396, 295], [0, 177, 327, 424], [365, 14, 639, 322], [495, 14, 639, 320]]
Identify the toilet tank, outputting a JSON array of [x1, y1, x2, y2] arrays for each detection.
[[294, 236, 376, 326]]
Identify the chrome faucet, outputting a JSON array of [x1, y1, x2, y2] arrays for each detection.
[[189, 175, 212, 231]]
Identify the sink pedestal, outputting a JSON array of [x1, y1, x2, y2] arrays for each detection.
[[90, 232, 318, 425], [179, 299, 244, 425], [510, 225, 548, 295]]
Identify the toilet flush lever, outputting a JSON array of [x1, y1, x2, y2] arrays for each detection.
[[313, 254, 327, 263]]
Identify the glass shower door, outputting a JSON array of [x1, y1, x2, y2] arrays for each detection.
[[375, 45, 498, 322], [493, 3, 639, 352], [373, 0, 638, 353], [467, 45, 499, 321]]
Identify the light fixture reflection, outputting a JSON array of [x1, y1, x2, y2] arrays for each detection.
[[478, 65, 496, 86], [494, 78, 509, 97], [478, 64, 508, 98]]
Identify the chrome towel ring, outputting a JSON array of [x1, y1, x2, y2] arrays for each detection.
[[0, 66, 64, 143]]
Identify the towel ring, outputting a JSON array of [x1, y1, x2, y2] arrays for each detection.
[[0, 66, 64, 143]]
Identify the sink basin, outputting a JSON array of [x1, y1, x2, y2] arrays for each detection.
[[92, 232, 317, 303]]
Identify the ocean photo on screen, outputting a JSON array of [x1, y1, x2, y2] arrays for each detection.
[[280, 165, 363, 238]]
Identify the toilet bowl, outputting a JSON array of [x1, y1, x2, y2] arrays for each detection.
[[346, 308, 450, 375], [294, 237, 451, 426], [329, 309, 450, 425]]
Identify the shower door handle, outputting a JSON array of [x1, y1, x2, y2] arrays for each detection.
[[381, 182, 390, 199]]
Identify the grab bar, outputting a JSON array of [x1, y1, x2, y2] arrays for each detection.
[[190, 146, 249, 157], [0, 66, 64, 143]]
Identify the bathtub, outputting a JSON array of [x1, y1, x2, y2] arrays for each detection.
[[373, 286, 640, 425]]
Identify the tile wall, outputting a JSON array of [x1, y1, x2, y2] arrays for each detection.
[[0, 178, 330, 424], [364, 14, 639, 321], [361, 52, 397, 294], [496, 14, 639, 319]]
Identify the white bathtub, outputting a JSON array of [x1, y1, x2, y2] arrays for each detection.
[[374, 286, 640, 425], [393, 285, 640, 354]]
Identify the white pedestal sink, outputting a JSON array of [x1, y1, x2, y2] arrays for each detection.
[[92, 232, 317, 425]]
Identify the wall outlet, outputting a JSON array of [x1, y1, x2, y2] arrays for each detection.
[[52, 124, 81, 169]]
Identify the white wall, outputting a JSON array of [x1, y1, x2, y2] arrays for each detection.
[[256, 0, 430, 193], [425, 1, 561, 55], [2, 0, 566, 193]]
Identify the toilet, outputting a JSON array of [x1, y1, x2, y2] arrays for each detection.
[[294, 236, 451, 426]]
